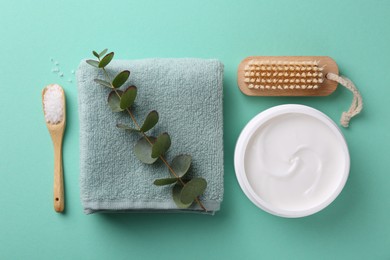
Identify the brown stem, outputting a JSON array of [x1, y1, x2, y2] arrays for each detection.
[[101, 66, 207, 212], [159, 156, 185, 186], [126, 108, 141, 129]]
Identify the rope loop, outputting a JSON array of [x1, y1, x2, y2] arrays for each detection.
[[326, 73, 363, 127]]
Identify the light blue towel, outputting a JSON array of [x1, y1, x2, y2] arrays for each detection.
[[77, 58, 224, 214]]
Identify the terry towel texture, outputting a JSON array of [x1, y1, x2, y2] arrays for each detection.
[[77, 58, 224, 214]]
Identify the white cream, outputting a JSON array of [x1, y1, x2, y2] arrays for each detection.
[[235, 105, 350, 217]]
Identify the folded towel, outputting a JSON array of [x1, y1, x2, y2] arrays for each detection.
[[77, 58, 224, 214]]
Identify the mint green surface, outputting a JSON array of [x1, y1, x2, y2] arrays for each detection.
[[1, 0, 389, 259]]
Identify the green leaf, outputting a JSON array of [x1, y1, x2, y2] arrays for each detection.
[[134, 137, 158, 164], [140, 110, 159, 132], [151, 133, 171, 158], [99, 52, 114, 68], [116, 123, 139, 132], [153, 178, 178, 186], [94, 79, 112, 88], [119, 86, 137, 109], [86, 59, 99, 68], [171, 155, 192, 178], [92, 51, 99, 58], [180, 177, 207, 205], [107, 90, 124, 112], [172, 183, 192, 209], [99, 48, 108, 57], [112, 70, 130, 88]]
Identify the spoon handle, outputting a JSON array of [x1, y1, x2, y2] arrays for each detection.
[[53, 140, 64, 212]]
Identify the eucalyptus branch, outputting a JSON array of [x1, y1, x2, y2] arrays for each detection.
[[87, 49, 207, 211]]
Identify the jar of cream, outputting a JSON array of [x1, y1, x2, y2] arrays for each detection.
[[234, 105, 350, 217]]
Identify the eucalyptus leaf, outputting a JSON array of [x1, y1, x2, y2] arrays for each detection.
[[134, 137, 158, 164], [140, 110, 159, 132], [172, 183, 192, 209], [107, 90, 124, 112], [116, 123, 139, 132], [92, 51, 99, 58], [171, 155, 192, 178], [151, 133, 171, 158], [112, 70, 130, 88], [94, 79, 112, 88], [120, 86, 137, 109], [180, 177, 207, 205], [86, 59, 99, 68], [99, 52, 114, 68], [153, 177, 178, 186], [99, 48, 108, 57]]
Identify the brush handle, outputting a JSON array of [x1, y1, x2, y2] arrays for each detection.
[[53, 139, 64, 212]]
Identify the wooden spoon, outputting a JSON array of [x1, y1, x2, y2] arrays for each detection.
[[42, 84, 66, 213]]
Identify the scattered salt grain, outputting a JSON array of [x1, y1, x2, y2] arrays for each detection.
[[43, 84, 64, 124]]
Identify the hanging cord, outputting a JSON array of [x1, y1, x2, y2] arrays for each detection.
[[326, 72, 363, 128]]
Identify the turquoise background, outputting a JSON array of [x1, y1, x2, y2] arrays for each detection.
[[1, 0, 389, 259]]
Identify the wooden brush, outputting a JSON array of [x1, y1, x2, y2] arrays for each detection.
[[237, 56, 362, 127], [238, 56, 339, 96]]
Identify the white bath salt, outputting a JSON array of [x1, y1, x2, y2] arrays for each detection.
[[59, 72, 64, 77], [44, 84, 64, 124], [71, 70, 75, 74]]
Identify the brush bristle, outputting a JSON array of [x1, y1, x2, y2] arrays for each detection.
[[244, 60, 325, 90]]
